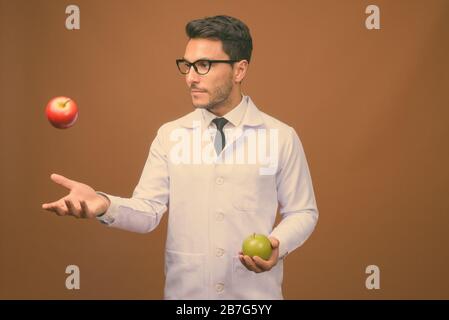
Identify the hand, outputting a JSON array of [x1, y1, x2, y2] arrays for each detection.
[[238, 237, 280, 273], [42, 173, 110, 219]]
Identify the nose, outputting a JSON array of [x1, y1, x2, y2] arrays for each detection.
[[186, 66, 200, 87]]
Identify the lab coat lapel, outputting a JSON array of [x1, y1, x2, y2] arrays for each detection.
[[221, 96, 265, 156]]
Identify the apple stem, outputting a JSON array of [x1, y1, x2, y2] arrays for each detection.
[[63, 99, 71, 107]]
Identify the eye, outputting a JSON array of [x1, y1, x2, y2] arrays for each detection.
[[197, 60, 210, 69]]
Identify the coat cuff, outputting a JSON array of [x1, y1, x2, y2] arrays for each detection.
[[269, 232, 289, 260], [95, 191, 119, 225]]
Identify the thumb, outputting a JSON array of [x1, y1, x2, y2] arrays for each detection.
[[269, 237, 279, 249], [50, 173, 75, 190]]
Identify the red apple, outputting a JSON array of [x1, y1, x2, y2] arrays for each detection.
[[242, 233, 272, 260], [45, 96, 78, 129]]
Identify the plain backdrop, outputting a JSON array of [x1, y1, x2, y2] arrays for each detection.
[[1, 0, 448, 299]]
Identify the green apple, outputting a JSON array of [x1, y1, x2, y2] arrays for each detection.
[[242, 233, 272, 260]]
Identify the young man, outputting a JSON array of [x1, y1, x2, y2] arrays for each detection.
[[42, 15, 318, 299]]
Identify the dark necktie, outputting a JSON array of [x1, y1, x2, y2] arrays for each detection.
[[212, 117, 229, 155]]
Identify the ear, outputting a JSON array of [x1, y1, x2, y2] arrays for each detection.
[[234, 60, 249, 83]]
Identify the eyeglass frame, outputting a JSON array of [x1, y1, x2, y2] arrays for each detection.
[[176, 58, 240, 75]]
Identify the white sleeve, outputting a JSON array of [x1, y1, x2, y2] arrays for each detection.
[[270, 127, 319, 258]]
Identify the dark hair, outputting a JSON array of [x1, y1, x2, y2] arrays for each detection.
[[185, 15, 253, 63]]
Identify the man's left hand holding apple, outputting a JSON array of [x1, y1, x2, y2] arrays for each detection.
[[238, 237, 280, 273]]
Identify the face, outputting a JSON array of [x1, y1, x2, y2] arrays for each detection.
[[182, 38, 235, 110]]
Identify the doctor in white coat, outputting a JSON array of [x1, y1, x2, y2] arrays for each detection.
[[42, 15, 318, 300]]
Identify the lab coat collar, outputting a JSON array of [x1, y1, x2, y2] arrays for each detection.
[[201, 95, 246, 128]]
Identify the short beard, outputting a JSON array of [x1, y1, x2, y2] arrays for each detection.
[[193, 78, 233, 111]]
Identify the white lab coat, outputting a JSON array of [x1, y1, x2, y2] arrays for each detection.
[[97, 96, 318, 299]]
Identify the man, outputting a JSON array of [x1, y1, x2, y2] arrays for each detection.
[[42, 15, 318, 299]]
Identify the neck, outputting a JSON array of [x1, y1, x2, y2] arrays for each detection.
[[207, 88, 243, 117]]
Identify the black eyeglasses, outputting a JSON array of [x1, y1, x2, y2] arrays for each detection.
[[176, 59, 239, 75]]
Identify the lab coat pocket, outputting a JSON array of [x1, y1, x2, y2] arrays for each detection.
[[164, 250, 206, 300], [231, 166, 276, 212], [231, 182, 258, 211], [231, 256, 283, 299]]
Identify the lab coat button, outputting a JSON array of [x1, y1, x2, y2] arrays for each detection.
[[216, 177, 224, 185], [216, 248, 225, 257], [215, 283, 224, 293], [216, 212, 224, 221]]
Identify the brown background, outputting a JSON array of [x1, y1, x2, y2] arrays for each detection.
[[1, 0, 448, 299]]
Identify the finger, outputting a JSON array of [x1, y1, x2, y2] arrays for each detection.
[[50, 173, 75, 190], [243, 255, 263, 273], [53, 203, 68, 216], [42, 204, 60, 215], [253, 255, 272, 271], [42, 201, 67, 216], [80, 200, 91, 218], [239, 255, 251, 271], [42, 199, 63, 209], [65, 199, 80, 218]]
